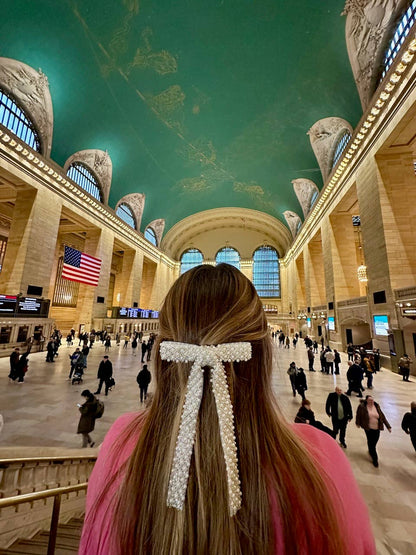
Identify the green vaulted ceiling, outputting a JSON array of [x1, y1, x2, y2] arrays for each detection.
[[1, 0, 362, 232]]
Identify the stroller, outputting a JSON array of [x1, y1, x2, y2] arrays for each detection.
[[72, 363, 84, 385]]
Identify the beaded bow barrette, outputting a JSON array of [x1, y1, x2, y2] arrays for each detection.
[[159, 341, 252, 516]]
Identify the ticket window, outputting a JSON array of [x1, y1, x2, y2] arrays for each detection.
[[0, 326, 12, 344], [17, 326, 29, 342]]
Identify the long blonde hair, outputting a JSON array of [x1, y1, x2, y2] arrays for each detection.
[[88, 264, 345, 554]]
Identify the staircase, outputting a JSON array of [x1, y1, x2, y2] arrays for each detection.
[[0, 517, 83, 554]]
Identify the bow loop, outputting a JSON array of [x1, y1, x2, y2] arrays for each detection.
[[159, 340, 252, 516]]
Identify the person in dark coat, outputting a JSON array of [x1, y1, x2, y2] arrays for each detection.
[[398, 354, 412, 381], [131, 336, 138, 356], [346, 361, 364, 397], [141, 340, 147, 363], [307, 348, 315, 371], [295, 399, 335, 438], [77, 390, 98, 448], [325, 387, 353, 448], [287, 361, 297, 396], [69, 348, 82, 379], [294, 367, 307, 400], [356, 395, 391, 467], [347, 343, 354, 361], [401, 401, 416, 452], [334, 350, 341, 375], [137, 364, 152, 403], [95, 355, 113, 396], [8, 348, 20, 382], [46, 339, 55, 362], [14, 351, 29, 383]]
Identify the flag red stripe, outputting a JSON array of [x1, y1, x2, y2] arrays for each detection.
[[62, 264, 100, 279], [62, 266, 100, 285], [80, 252, 101, 263], [62, 275, 99, 286]]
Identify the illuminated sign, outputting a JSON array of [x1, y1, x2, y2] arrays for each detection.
[[328, 317, 335, 331], [373, 315, 389, 336]]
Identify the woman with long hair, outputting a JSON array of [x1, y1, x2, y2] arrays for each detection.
[[80, 264, 375, 554]]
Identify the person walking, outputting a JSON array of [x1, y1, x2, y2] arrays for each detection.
[[307, 347, 315, 371], [287, 361, 297, 397], [123, 334, 130, 349], [325, 348, 335, 374], [295, 399, 335, 437], [137, 364, 152, 403], [319, 349, 326, 372], [95, 355, 113, 396], [46, 338, 55, 362], [285, 336, 290, 349], [131, 336, 138, 356], [363, 355, 375, 389], [401, 401, 416, 452], [104, 336, 111, 353], [141, 340, 147, 363], [325, 387, 352, 448], [8, 347, 20, 382], [294, 367, 308, 400], [398, 354, 412, 381], [346, 361, 364, 397], [372, 349, 381, 372], [313, 340, 318, 354], [69, 348, 82, 380], [347, 343, 354, 361], [356, 395, 391, 467], [80, 263, 375, 554], [334, 349, 341, 375], [77, 390, 98, 448]]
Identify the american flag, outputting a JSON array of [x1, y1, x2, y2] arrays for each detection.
[[62, 246, 102, 287]]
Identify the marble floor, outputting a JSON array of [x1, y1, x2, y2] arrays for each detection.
[[0, 339, 415, 554]]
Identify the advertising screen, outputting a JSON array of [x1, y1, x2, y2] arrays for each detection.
[[307, 317, 311, 329], [0, 295, 17, 313], [374, 315, 389, 336], [328, 317, 335, 331]]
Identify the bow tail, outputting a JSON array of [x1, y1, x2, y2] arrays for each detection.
[[211, 362, 242, 516], [167, 361, 204, 510]]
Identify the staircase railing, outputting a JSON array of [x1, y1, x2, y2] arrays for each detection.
[[0, 482, 88, 554]]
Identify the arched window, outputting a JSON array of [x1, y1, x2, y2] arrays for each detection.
[[0, 88, 41, 152], [144, 227, 157, 246], [215, 247, 240, 269], [310, 190, 318, 210], [253, 246, 280, 297], [296, 220, 302, 234], [332, 131, 351, 169], [381, 1, 416, 79], [116, 203, 136, 229], [180, 248, 204, 274], [66, 162, 102, 201]]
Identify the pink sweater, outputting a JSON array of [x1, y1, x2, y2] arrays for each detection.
[[80, 412, 375, 554]]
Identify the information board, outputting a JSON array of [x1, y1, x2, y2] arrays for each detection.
[[0, 295, 17, 313]]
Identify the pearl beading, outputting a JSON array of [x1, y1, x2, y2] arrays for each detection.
[[159, 341, 252, 516]]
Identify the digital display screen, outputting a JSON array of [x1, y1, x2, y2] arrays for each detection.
[[328, 317, 335, 331], [307, 317, 311, 328], [116, 307, 155, 319], [17, 297, 41, 314], [0, 295, 17, 313], [374, 315, 389, 336]]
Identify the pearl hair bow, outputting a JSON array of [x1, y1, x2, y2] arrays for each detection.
[[159, 341, 252, 516]]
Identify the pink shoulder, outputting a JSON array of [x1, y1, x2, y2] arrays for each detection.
[[292, 424, 376, 554]]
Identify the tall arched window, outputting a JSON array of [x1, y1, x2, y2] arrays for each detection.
[[144, 227, 157, 246], [381, 1, 416, 79], [331, 131, 351, 169], [310, 190, 318, 210], [215, 247, 240, 269], [180, 248, 204, 274], [116, 203, 136, 229], [253, 246, 280, 297], [0, 88, 41, 152], [66, 162, 102, 201]]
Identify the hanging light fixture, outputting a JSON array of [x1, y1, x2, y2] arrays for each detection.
[[357, 264, 368, 282]]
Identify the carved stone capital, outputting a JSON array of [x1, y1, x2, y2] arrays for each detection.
[[307, 117, 353, 182], [292, 178, 319, 218], [146, 219, 165, 247], [343, 0, 407, 109], [64, 150, 112, 204], [283, 211, 302, 239], [115, 193, 145, 230], [0, 57, 54, 157]]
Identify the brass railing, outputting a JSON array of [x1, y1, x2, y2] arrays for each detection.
[[0, 482, 88, 555]]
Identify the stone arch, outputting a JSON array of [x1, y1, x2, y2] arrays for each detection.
[[0, 57, 53, 156], [283, 210, 302, 239], [292, 178, 320, 219], [146, 219, 165, 247], [307, 117, 353, 182], [64, 150, 112, 204], [342, 0, 408, 110], [115, 193, 145, 230]]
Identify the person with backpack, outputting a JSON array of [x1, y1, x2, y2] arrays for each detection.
[[77, 390, 100, 448], [137, 364, 151, 403]]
